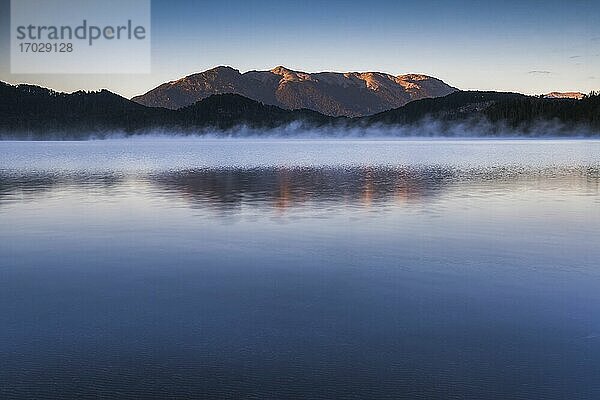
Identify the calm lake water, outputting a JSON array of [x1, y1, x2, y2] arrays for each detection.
[[1, 139, 600, 399]]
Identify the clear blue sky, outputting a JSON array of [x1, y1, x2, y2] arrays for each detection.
[[1, 0, 599, 98]]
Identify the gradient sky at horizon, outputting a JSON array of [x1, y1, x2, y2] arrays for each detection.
[[0, 0, 599, 98]]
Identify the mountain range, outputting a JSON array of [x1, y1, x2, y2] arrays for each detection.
[[542, 92, 585, 100], [1, 77, 598, 138], [132, 66, 458, 117]]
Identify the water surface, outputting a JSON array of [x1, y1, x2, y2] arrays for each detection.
[[1, 139, 599, 399]]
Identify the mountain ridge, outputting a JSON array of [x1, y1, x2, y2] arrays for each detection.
[[543, 92, 585, 100], [131, 66, 458, 117]]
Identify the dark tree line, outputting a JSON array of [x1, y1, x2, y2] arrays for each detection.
[[484, 93, 600, 131], [1, 81, 599, 138], [0, 82, 337, 138], [368, 90, 600, 135]]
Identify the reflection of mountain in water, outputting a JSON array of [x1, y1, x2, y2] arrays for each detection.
[[150, 167, 455, 211], [150, 166, 600, 212], [1, 166, 598, 211]]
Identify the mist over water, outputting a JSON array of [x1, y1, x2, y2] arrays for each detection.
[[1, 139, 600, 399], [3, 116, 599, 140]]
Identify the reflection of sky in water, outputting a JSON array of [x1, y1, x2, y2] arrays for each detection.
[[0, 140, 600, 399]]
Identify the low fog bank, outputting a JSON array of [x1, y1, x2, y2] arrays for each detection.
[[1, 118, 599, 141]]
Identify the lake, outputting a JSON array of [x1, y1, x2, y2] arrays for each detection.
[[1, 139, 599, 399]]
